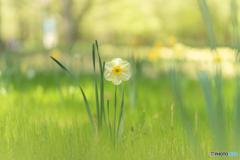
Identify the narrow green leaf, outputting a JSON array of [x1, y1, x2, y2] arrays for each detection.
[[50, 56, 94, 130], [95, 40, 104, 129], [198, 72, 216, 128], [119, 110, 124, 143], [214, 69, 226, 149], [231, 0, 240, 56], [117, 84, 124, 137], [198, 72, 223, 149], [197, 0, 216, 49], [92, 44, 100, 129], [170, 68, 202, 158], [234, 75, 240, 149]]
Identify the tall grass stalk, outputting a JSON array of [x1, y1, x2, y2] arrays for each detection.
[[195, 111, 198, 133], [128, 53, 143, 110], [231, 0, 240, 57], [197, 0, 216, 50], [92, 44, 100, 130], [171, 103, 174, 133], [170, 68, 202, 159], [171, 103, 174, 156]]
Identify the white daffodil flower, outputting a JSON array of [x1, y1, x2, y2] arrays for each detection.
[[104, 58, 131, 85]]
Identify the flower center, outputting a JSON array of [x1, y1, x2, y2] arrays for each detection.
[[112, 66, 122, 75]]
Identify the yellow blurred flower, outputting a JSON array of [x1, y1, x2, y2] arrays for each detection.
[[104, 58, 131, 85], [213, 54, 221, 63], [51, 49, 61, 60], [154, 41, 163, 49], [167, 37, 177, 47], [148, 49, 159, 61], [133, 50, 142, 60], [173, 43, 184, 56], [130, 39, 145, 47]]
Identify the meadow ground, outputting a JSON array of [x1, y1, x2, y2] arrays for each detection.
[[0, 67, 238, 159]]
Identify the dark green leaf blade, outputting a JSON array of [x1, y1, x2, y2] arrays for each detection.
[[50, 56, 94, 130]]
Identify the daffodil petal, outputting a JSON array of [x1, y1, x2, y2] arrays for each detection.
[[104, 70, 115, 81], [119, 71, 131, 81], [119, 61, 130, 71], [105, 61, 116, 71], [112, 75, 122, 85], [112, 58, 123, 66]]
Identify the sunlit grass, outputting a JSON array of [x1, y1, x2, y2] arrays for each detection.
[[0, 68, 237, 159]]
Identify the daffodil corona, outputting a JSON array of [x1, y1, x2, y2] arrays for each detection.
[[104, 58, 131, 85]]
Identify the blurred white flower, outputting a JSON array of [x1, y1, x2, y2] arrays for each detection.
[[69, 85, 79, 94], [0, 87, 7, 96], [104, 58, 131, 85], [73, 53, 81, 58], [26, 68, 36, 79]]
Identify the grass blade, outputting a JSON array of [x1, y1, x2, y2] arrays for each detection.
[[197, 0, 216, 50], [117, 84, 124, 137], [170, 68, 202, 159], [95, 40, 104, 129], [231, 0, 240, 57], [198, 72, 224, 150], [50, 56, 94, 130], [234, 76, 240, 150], [118, 110, 124, 143], [92, 44, 100, 129]]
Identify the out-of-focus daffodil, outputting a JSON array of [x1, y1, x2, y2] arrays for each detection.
[[148, 49, 159, 60], [133, 50, 142, 60], [130, 39, 144, 47], [154, 41, 163, 49], [173, 43, 184, 56], [104, 58, 131, 85], [167, 37, 177, 47], [214, 54, 221, 63], [51, 49, 61, 60]]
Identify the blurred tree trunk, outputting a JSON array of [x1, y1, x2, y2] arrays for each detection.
[[0, 1, 5, 50], [60, 0, 93, 44]]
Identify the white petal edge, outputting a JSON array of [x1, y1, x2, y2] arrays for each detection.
[[118, 61, 130, 71], [112, 58, 123, 66], [104, 70, 115, 81], [105, 61, 116, 71], [112, 75, 122, 85], [119, 71, 131, 81]]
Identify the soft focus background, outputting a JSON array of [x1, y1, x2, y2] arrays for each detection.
[[0, 0, 240, 159], [0, 0, 235, 49], [0, 0, 238, 77]]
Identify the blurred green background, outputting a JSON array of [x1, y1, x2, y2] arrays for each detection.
[[0, 0, 236, 52]]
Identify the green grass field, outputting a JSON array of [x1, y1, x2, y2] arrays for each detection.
[[0, 67, 238, 159]]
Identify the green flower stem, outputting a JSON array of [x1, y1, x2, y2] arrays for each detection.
[[114, 85, 117, 144]]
